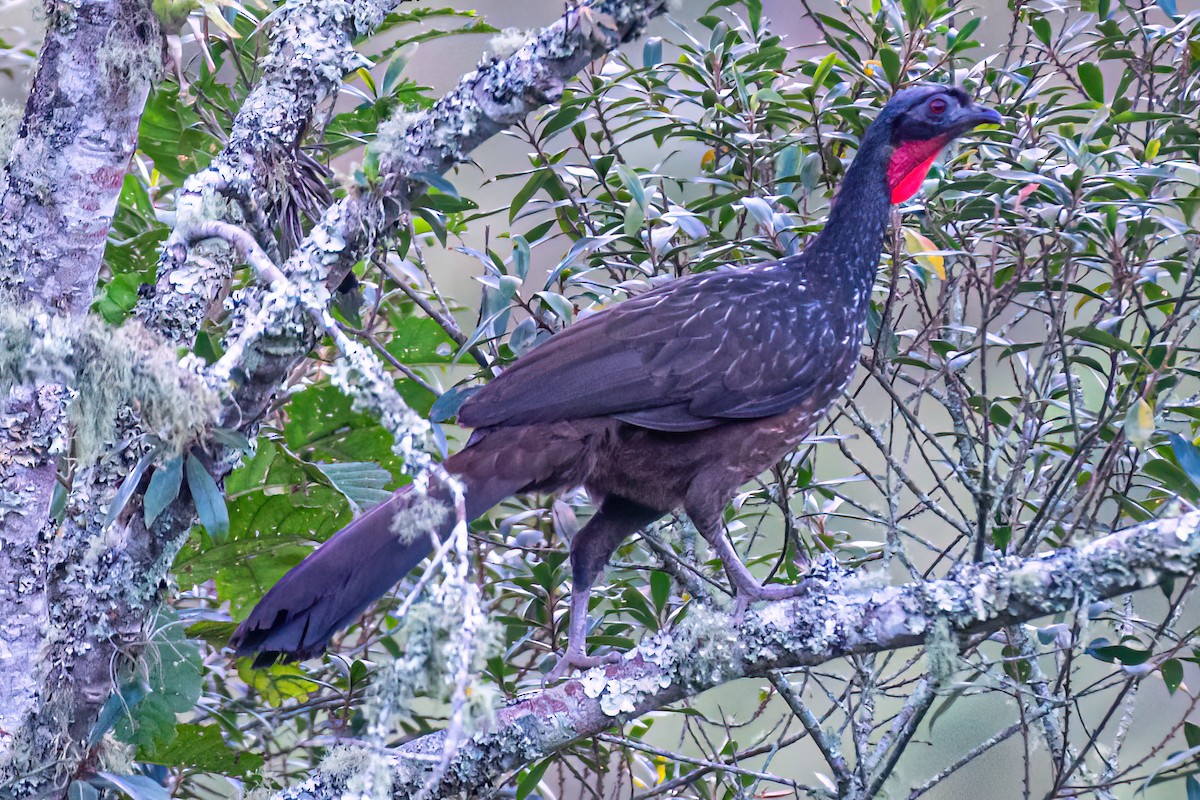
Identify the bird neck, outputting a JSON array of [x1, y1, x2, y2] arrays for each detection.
[[794, 128, 894, 304]]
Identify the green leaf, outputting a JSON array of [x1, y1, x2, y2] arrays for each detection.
[[650, 570, 671, 613], [429, 384, 474, 423], [113, 610, 202, 753], [1161, 659, 1184, 694], [643, 36, 663, 67], [1030, 15, 1052, 45], [176, 440, 352, 617], [516, 758, 553, 800], [413, 171, 459, 199], [68, 781, 100, 800], [1187, 721, 1200, 750], [104, 448, 158, 532], [878, 47, 901, 85], [284, 383, 411, 475], [140, 723, 264, 777], [616, 163, 645, 210], [1066, 326, 1146, 364], [90, 681, 149, 745], [810, 51, 837, 88], [143, 456, 183, 529], [509, 170, 551, 222], [94, 773, 169, 800], [235, 660, 318, 707], [1085, 638, 1151, 665], [1169, 433, 1200, 490], [314, 461, 393, 513], [1078, 62, 1104, 102], [186, 453, 229, 542], [1124, 399, 1155, 447], [624, 201, 645, 237]]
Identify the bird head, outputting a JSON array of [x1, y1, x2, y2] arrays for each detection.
[[875, 85, 1001, 204]]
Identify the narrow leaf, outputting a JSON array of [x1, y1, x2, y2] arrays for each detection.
[[143, 456, 184, 528], [186, 454, 229, 542]]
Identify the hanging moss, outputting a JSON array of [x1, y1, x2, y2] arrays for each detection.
[[0, 304, 218, 464]]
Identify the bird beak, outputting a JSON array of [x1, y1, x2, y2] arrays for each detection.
[[953, 104, 1002, 132]]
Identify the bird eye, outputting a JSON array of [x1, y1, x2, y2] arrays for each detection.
[[929, 97, 948, 114]]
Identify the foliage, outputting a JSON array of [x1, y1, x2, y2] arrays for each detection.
[[70, 0, 1200, 795]]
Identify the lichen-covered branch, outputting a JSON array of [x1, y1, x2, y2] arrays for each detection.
[[138, 0, 405, 344], [0, 0, 160, 787], [277, 511, 1200, 799], [291, 0, 670, 291], [0, 0, 159, 312]]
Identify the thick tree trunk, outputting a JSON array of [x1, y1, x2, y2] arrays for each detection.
[[0, 0, 158, 788]]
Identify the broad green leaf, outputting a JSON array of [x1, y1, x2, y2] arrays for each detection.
[[113, 610, 202, 753], [140, 723, 264, 776], [314, 461, 393, 513], [1078, 62, 1104, 102], [177, 440, 352, 617]]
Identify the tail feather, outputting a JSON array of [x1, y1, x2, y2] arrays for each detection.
[[229, 423, 596, 666], [229, 484, 454, 666]]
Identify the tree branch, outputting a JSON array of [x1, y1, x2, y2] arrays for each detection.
[[281, 511, 1200, 799]]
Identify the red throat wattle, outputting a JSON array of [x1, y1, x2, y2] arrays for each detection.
[[887, 136, 951, 204]]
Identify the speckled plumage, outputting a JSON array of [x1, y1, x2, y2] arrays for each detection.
[[232, 85, 1000, 671]]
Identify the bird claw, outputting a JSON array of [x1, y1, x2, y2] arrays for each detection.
[[732, 581, 810, 621], [544, 647, 621, 683]]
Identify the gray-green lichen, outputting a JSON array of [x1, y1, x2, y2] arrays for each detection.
[[0, 304, 218, 463], [365, 583, 501, 733], [96, 28, 162, 87], [0, 102, 22, 169], [923, 616, 958, 685], [489, 28, 530, 59], [389, 494, 450, 544], [317, 745, 395, 800]]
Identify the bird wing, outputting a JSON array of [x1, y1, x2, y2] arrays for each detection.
[[456, 263, 849, 432]]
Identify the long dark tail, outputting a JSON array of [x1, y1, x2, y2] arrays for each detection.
[[229, 423, 592, 666]]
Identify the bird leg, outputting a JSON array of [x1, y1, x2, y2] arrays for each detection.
[[546, 496, 665, 681], [688, 505, 809, 618]]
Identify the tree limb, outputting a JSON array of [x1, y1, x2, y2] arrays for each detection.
[[279, 510, 1200, 799]]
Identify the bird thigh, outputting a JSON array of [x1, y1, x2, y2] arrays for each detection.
[[570, 496, 666, 589]]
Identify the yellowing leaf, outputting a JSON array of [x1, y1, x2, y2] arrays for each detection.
[[863, 59, 882, 76], [901, 228, 946, 279], [199, 1, 241, 38], [1145, 138, 1161, 161], [700, 148, 717, 170], [1125, 398, 1155, 447]]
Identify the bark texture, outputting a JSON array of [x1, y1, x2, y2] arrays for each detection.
[[0, 0, 159, 787]]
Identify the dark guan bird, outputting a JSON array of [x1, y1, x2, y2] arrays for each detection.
[[231, 85, 1000, 676]]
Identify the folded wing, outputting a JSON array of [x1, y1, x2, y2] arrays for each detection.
[[457, 264, 845, 433]]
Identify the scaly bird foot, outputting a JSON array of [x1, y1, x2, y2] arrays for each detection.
[[544, 647, 621, 683], [733, 580, 811, 620]]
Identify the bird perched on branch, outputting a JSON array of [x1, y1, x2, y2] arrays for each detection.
[[231, 85, 1000, 677]]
